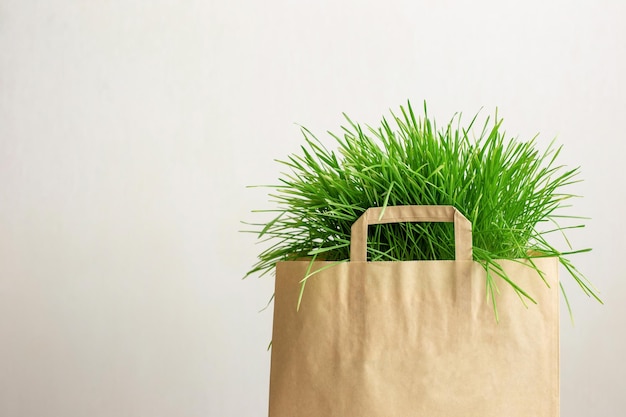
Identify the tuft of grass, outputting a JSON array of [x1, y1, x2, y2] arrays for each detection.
[[243, 101, 601, 314]]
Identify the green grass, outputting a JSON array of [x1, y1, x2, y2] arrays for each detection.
[[244, 101, 601, 316]]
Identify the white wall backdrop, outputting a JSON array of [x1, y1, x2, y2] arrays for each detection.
[[1, 1, 624, 416]]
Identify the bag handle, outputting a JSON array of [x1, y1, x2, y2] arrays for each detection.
[[350, 205, 473, 262]]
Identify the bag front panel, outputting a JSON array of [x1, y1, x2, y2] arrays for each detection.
[[269, 258, 559, 417]]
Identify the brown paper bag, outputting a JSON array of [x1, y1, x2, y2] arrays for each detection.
[[268, 205, 559, 417]]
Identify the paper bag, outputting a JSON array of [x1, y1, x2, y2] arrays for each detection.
[[268, 205, 559, 417]]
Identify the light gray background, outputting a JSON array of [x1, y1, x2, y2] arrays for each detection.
[[1, 1, 624, 416]]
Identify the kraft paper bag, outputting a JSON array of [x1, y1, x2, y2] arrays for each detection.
[[268, 205, 559, 417]]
